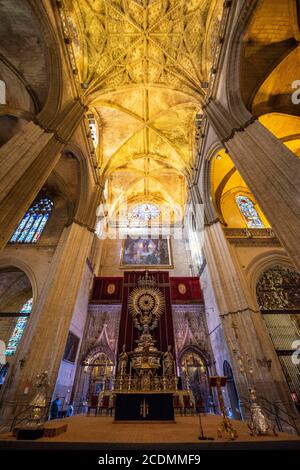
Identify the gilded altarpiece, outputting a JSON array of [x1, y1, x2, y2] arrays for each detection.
[[72, 273, 216, 412]]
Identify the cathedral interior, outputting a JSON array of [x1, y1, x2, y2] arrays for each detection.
[[0, 0, 300, 451]]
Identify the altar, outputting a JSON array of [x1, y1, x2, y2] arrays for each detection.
[[109, 272, 178, 421], [87, 272, 185, 420], [114, 392, 174, 421]]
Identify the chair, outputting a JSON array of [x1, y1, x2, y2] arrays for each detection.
[[173, 394, 183, 415], [87, 395, 99, 416], [195, 398, 206, 415], [98, 394, 110, 416], [183, 394, 195, 415], [109, 394, 116, 416]]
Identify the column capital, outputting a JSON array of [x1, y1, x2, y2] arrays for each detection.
[[34, 98, 86, 144], [188, 182, 203, 204], [203, 98, 257, 144], [204, 217, 219, 227], [72, 217, 95, 233]]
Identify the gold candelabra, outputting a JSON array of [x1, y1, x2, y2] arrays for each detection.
[[209, 376, 238, 440]]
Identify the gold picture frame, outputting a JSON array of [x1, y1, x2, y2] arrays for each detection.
[[120, 236, 173, 269]]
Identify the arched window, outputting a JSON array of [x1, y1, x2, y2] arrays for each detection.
[[87, 113, 99, 147], [10, 196, 53, 244], [223, 360, 241, 419], [223, 360, 233, 379], [5, 298, 33, 356], [235, 195, 264, 228]]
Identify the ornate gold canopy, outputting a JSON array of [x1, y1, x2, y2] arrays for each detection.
[[62, 0, 223, 219]]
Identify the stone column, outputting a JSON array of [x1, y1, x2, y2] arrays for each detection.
[[204, 221, 295, 415], [204, 100, 300, 272], [189, 182, 203, 207], [0, 188, 101, 422], [0, 99, 86, 251]]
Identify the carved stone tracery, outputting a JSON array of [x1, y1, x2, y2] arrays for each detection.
[[59, 0, 224, 217], [256, 265, 300, 310]]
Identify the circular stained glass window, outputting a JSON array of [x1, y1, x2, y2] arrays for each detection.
[[128, 203, 160, 221]]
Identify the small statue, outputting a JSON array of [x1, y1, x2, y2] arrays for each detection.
[[117, 344, 128, 374], [248, 388, 278, 436], [163, 345, 174, 376], [248, 403, 278, 436], [142, 343, 150, 365], [28, 370, 49, 426], [217, 410, 238, 440]]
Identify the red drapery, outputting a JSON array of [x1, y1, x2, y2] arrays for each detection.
[[90, 277, 123, 303], [170, 277, 202, 303], [117, 271, 175, 355]]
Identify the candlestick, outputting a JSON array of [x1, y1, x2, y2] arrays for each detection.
[[185, 359, 190, 391], [120, 362, 124, 391], [163, 373, 166, 391], [128, 361, 132, 391]]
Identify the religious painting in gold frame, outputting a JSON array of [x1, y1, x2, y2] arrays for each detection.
[[120, 236, 173, 269]]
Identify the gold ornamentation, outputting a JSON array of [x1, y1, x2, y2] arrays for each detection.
[[117, 344, 128, 374], [210, 376, 238, 440], [126, 275, 166, 380], [128, 286, 164, 319], [178, 283, 187, 295], [27, 371, 49, 427], [107, 283, 116, 295], [140, 398, 149, 418], [138, 293, 155, 311], [163, 345, 174, 376], [256, 266, 300, 310]]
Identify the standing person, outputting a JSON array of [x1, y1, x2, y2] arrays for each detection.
[[66, 403, 74, 417], [50, 395, 60, 420]]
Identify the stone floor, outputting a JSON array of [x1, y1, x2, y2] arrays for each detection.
[[1, 414, 299, 447]]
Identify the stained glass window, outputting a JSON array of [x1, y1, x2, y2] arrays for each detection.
[[87, 113, 99, 147], [235, 195, 264, 228], [128, 203, 160, 222], [10, 197, 53, 244], [5, 298, 33, 356]]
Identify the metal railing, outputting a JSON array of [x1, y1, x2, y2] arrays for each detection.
[[9, 401, 51, 433]]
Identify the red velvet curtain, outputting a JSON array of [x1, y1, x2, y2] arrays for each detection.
[[117, 271, 175, 356], [170, 277, 202, 303], [91, 277, 123, 302]]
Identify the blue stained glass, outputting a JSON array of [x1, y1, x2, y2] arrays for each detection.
[[20, 298, 33, 314], [128, 204, 160, 222], [10, 213, 30, 242], [32, 214, 49, 243], [24, 214, 43, 243], [5, 298, 33, 356], [9, 196, 53, 244], [236, 195, 264, 228], [17, 215, 35, 242]]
